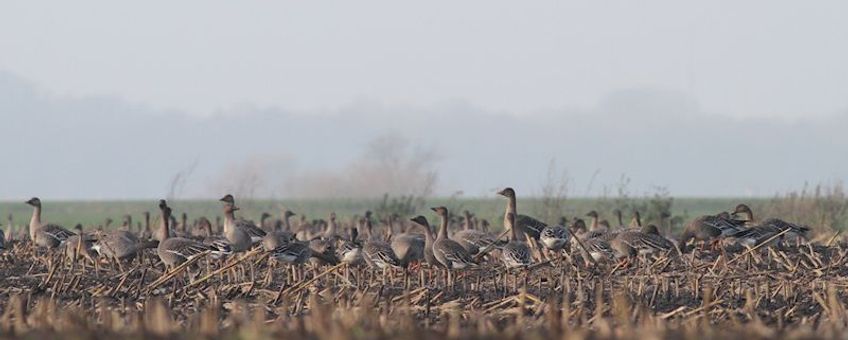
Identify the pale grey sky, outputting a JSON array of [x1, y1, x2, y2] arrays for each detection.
[[1, 1, 846, 118], [1, 1, 847, 199]]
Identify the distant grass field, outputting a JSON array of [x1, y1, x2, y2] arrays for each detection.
[[0, 197, 759, 233]]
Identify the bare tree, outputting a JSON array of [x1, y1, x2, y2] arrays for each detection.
[[167, 160, 198, 201]]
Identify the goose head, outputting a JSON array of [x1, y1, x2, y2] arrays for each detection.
[[496, 187, 516, 198], [25, 197, 41, 207]]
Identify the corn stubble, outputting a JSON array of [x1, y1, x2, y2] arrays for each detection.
[[2, 239, 848, 339]]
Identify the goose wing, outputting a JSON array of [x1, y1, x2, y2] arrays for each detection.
[[235, 219, 267, 241], [435, 239, 477, 269], [501, 241, 531, 268], [363, 241, 401, 268], [41, 224, 75, 241], [516, 214, 546, 239]]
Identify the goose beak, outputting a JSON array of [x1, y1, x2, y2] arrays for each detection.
[[233, 206, 241, 211]]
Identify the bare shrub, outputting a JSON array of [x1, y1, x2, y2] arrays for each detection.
[[287, 133, 439, 198], [535, 159, 570, 224]]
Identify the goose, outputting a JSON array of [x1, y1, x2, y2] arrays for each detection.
[[121, 215, 132, 231], [390, 229, 425, 269], [260, 212, 273, 230], [92, 226, 157, 263], [219, 194, 267, 243], [338, 228, 363, 266], [152, 200, 175, 242], [220, 201, 253, 252], [262, 210, 296, 252], [730, 204, 810, 247], [410, 215, 439, 268], [580, 212, 609, 239], [308, 212, 341, 266], [361, 212, 402, 269], [453, 211, 500, 255], [678, 211, 747, 252], [629, 210, 643, 228], [141, 211, 152, 240], [580, 237, 616, 263], [63, 224, 96, 263], [431, 207, 477, 270], [270, 239, 312, 265], [501, 212, 532, 269], [26, 197, 75, 249], [613, 209, 626, 229], [540, 223, 570, 252], [496, 188, 546, 240], [610, 225, 675, 259], [157, 201, 230, 270], [570, 219, 588, 237]]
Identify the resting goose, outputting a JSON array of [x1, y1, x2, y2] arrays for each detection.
[[26, 197, 75, 249], [93, 227, 156, 263], [730, 204, 810, 247], [611, 225, 675, 258], [540, 223, 570, 252], [262, 210, 296, 251], [678, 211, 747, 251]]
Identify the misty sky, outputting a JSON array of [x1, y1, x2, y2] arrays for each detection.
[[1, 1, 847, 199]]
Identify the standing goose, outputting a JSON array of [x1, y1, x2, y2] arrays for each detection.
[[501, 212, 532, 269], [219, 194, 267, 243], [410, 215, 439, 268], [157, 201, 230, 270], [613, 209, 626, 229], [629, 210, 643, 228], [220, 201, 253, 252], [430, 207, 477, 270], [361, 212, 402, 270], [390, 228, 425, 269], [153, 200, 174, 242], [262, 210, 296, 251], [496, 188, 546, 240], [26, 197, 75, 249]]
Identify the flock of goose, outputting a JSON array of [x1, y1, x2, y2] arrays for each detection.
[[2, 188, 813, 284]]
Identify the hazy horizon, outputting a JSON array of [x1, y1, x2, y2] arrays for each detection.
[[1, 1, 847, 200]]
